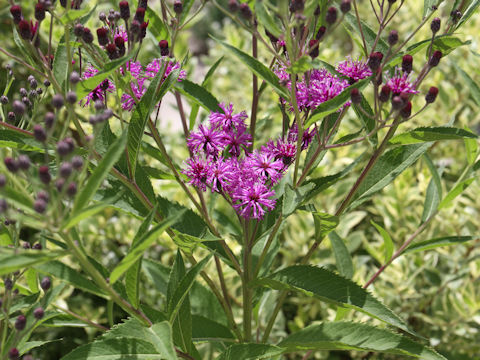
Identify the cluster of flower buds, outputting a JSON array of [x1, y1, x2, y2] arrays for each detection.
[[9, 3, 44, 46]]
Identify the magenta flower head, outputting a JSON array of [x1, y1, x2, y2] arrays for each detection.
[[187, 124, 224, 158], [386, 69, 419, 96], [209, 103, 248, 131], [183, 156, 211, 191], [81, 65, 115, 106], [233, 182, 276, 220], [207, 157, 236, 193], [336, 57, 372, 83], [220, 126, 252, 157], [248, 151, 284, 183]]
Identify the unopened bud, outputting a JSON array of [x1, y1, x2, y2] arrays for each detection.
[[18, 155, 30, 171], [70, 71, 80, 84], [379, 85, 391, 102], [119, 1, 130, 20], [134, 7, 145, 23], [82, 28, 94, 44], [59, 162, 73, 178], [12, 100, 26, 116], [308, 39, 319, 59], [34, 307, 44, 319], [350, 88, 361, 104], [97, 27, 109, 46], [66, 91, 77, 104], [400, 101, 412, 118], [239, 3, 252, 20], [430, 17, 441, 33], [15, 315, 26, 331], [425, 86, 438, 103], [67, 182, 77, 197], [368, 52, 383, 71], [8, 348, 19, 360], [402, 54, 413, 73], [10, 5, 22, 24], [40, 276, 51, 290], [35, 3, 46, 21], [4, 158, 19, 173], [38, 166, 51, 184], [316, 26, 326, 40], [74, 23, 84, 37], [340, 0, 351, 13], [72, 156, 84, 170], [388, 30, 398, 46], [158, 40, 169, 56], [326, 7, 337, 24], [428, 50, 442, 67], [174, 0, 183, 14], [44, 112, 55, 129]]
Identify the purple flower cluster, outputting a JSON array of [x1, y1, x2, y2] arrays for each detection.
[[336, 57, 372, 82], [183, 104, 315, 219], [386, 69, 419, 96]]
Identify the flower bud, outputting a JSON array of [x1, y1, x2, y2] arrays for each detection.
[[20, 88, 28, 97], [173, 0, 183, 15], [40, 276, 51, 290], [55, 178, 65, 191], [315, 26, 326, 40], [34, 307, 44, 319], [72, 156, 84, 170], [51, 94, 64, 109], [108, 11, 116, 23], [70, 71, 80, 84], [239, 3, 252, 20], [391, 95, 403, 110], [115, 36, 125, 49], [7, 112, 15, 122], [308, 39, 319, 59], [425, 86, 438, 103], [43, 79, 51, 87], [430, 17, 440, 33], [60, 0, 67, 7], [35, 2, 46, 21], [82, 27, 94, 44], [119, 1, 130, 20], [350, 88, 361, 104], [44, 112, 55, 129], [367, 52, 383, 71], [106, 43, 118, 59], [401, 54, 413, 74], [290, 0, 304, 13], [228, 0, 239, 12], [0, 199, 8, 214], [451, 9, 462, 23], [0, 95, 8, 105], [18, 155, 30, 171], [59, 162, 73, 178], [37, 190, 49, 202], [66, 91, 77, 104], [158, 40, 169, 56], [400, 101, 412, 118], [38, 166, 51, 184], [67, 182, 77, 197], [12, 100, 26, 116], [139, 0, 148, 9], [140, 21, 148, 41], [18, 20, 32, 40], [10, 5, 22, 24], [8, 348, 19, 360], [34, 198, 47, 213], [4, 158, 19, 173], [0, 174, 6, 187], [98, 11, 107, 22], [74, 23, 84, 37], [97, 27, 109, 46], [388, 30, 398, 46], [32, 243, 42, 250], [379, 84, 391, 103], [326, 7, 337, 24], [134, 7, 145, 23], [428, 50, 442, 67], [57, 141, 70, 157], [15, 315, 26, 331], [340, 0, 351, 13]]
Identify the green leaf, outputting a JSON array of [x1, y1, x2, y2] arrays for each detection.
[[0, 224, 13, 246], [0, 129, 43, 152], [422, 154, 443, 222], [329, 231, 354, 279], [127, 68, 180, 177], [456, 0, 480, 30], [0, 250, 66, 276], [349, 143, 432, 209], [25, 268, 39, 293], [423, 0, 441, 18], [464, 128, 478, 165], [343, 13, 389, 54], [73, 131, 127, 213], [312, 212, 339, 242], [34, 261, 105, 297], [255, 1, 282, 38], [60, 6, 92, 24], [389, 127, 478, 145], [305, 77, 371, 127], [62, 202, 112, 230], [202, 57, 224, 87], [213, 37, 289, 98], [53, 44, 68, 90], [146, 7, 168, 40], [455, 65, 480, 107], [216, 344, 283, 360], [145, 322, 177, 360], [168, 255, 212, 323], [125, 206, 157, 308], [61, 337, 161, 360], [403, 236, 478, 255], [18, 340, 60, 355], [353, 93, 377, 145], [371, 220, 394, 262], [191, 315, 235, 341], [438, 178, 475, 209], [76, 52, 136, 100], [254, 265, 416, 335], [175, 80, 221, 112], [282, 183, 316, 217], [109, 213, 181, 284], [179, 0, 195, 25], [279, 321, 446, 359]]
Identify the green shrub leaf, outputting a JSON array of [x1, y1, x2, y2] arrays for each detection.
[[371, 220, 394, 262], [403, 236, 478, 254], [216, 344, 283, 360], [389, 127, 477, 145], [329, 231, 354, 279], [175, 80, 221, 112], [0, 250, 66, 276]]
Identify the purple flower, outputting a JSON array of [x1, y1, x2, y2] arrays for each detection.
[[232, 182, 276, 219], [264, 139, 297, 167], [209, 103, 248, 131], [207, 157, 236, 192], [386, 69, 419, 95], [287, 125, 317, 150], [187, 124, 224, 157], [145, 58, 187, 80], [248, 151, 284, 183], [336, 57, 372, 82], [183, 156, 211, 191], [81, 64, 115, 106], [220, 126, 252, 157]]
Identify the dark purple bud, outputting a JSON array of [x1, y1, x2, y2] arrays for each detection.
[[72, 156, 84, 170], [51, 94, 64, 109], [425, 86, 438, 104], [8, 348, 19, 360], [228, 0, 239, 12], [100, 79, 109, 91], [12, 100, 26, 116], [451, 9, 462, 22], [56, 141, 71, 157], [66, 91, 77, 104], [119, 1, 130, 20], [18, 155, 30, 170], [0, 174, 6, 187], [4, 278, 13, 290], [315, 26, 326, 40], [140, 21, 148, 40], [60, 0, 67, 7], [44, 112, 55, 129], [15, 315, 26, 331], [400, 101, 412, 118], [388, 30, 398, 46], [37, 190, 49, 202], [59, 162, 73, 178], [0, 95, 8, 105], [43, 79, 50, 87], [34, 198, 46, 213], [20, 88, 28, 97], [18, 20, 32, 40], [38, 166, 51, 184], [0, 199, 8, 213], [130, 20, 141, 39], [134, 7, 145, 23], [139, 0, 148, 9], [368, 51, 383, 71], [428, 50, 442, 67], [158, 40, 169, 56], [70, 71, 80, 85], [340, 0, 351, 13], [239, 3, 252, 20], [74, 23, 84, 37], [173, 0, 183, 15], [308, 39, 319, 59], [115, 36, 125, 49], [97, 27, 109, 46], [379, 85, 391, 102], [55, 178, 65, 191], [10, 5, 22, 24], [402, 54, 413, 73], [4, 158, 19, 173], [350, 88, 361, 104], [35, 3, 46, 21], [23, 241, 31, 249], [94, 100, 104, 110], [33, 124, 47, 142], [29, 76, 38, 89], [67, 182, 77, 197], [431, 17, 440, 33], [36, 88, 43, 95], [108, 11, 116, 23], [289, 0, 304, 13], [106, 43, 118, 59], [7, 112, 15, 121], [82, 27, 94, 44], [40, 276, 51, 290], [391, 95, 404, 110], [34, 307, 44, 319], [326, 7, 337, 24], [102, 109, 113, 121]]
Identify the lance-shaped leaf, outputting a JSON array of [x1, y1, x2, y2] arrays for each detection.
[[371, 220, 394, 262], [213, 37, 289, 98], [253, 265, 416, 336], [127, 68, 180, 177], [109, 212, 182, 284], [403, 236, 478, 255], [329, 231, 354, 279], [0, 250, 67, 276], [438, 178, 475, 210], [216, 344, 283, 360], [175, 80, 221, 112], [278, 321, 446, 360], [389, 127, 477, 145]]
